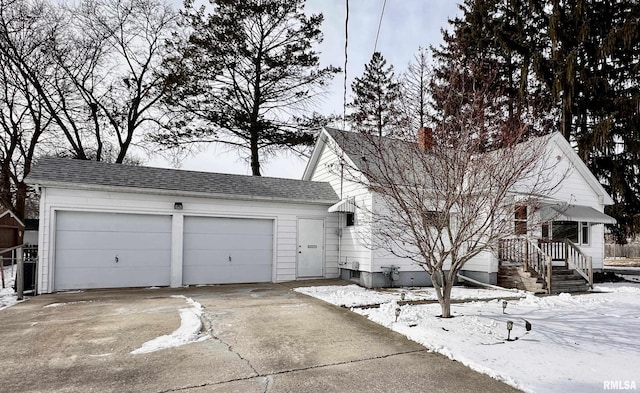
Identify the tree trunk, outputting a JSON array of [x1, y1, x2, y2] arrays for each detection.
[[439, 282, 453, 318], [431, 269, 454, 318], [250, 132, 261, 176]]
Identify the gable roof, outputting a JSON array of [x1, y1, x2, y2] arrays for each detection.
[[26, 158, 339, 204], [547, 133, 614, 205], [304, 127, 614, 206], [303, 127, 407, 180], [0, 206, 24, 227]]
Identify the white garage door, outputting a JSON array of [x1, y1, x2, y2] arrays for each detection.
[[55, 211, 172, 290], [183, 217, 273, 285]]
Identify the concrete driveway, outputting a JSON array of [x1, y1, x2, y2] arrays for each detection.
[[0, 280, 520, 393]]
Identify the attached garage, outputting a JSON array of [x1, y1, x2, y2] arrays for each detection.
[[183, 216, 273, 285], [54, 211, 171, 290], [26, 158, 340, 294]]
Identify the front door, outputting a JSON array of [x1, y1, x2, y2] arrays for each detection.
[[297, 218, 324, 277]]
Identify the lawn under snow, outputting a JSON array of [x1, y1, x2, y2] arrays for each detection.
[[296, 283, 640, 393]]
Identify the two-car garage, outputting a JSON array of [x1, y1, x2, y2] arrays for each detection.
[[29, 158, 339, 294], [54, 211, 274, 291]]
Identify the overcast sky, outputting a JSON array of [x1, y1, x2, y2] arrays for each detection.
[[147, 0, 462, 178]]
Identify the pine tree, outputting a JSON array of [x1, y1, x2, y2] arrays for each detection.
[[433, 0, 640, 241], [158, 0, 339, 176], [349, 52, 405, 137]]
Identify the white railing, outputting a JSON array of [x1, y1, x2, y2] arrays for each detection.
[[565, 239, 593, 289]]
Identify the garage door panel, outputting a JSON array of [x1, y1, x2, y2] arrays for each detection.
[[56, 249, 171, 268], [55, 211, 171, 290], [57, 212, 170, 233], [183, 217, 273, 285], [185, 217, 272, 235], [55, 266, 169, 290], [183, 233, 272, 251], [183, 265, 272, 285], [183, 249, 272, 266], [56, 231, 172, 251]]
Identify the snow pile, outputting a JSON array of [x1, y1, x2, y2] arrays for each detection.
[[295, 284, 524, 307], [131, 295, 210, 354], [0, 265, 19, 310], [299, 283, 640, 393]]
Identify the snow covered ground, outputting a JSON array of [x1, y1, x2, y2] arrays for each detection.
[[296, 283, 640, 393], [0, 265, 19, 310], [130, 295, 210, 354]]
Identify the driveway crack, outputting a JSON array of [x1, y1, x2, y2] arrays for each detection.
[[200, 313, 261, 376], [156, 348, 428, 392]]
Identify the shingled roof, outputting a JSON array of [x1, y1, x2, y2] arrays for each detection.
[[26, 158, 339, 204]]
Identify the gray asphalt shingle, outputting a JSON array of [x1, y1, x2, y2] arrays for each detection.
[[26, 157, 338, 203]]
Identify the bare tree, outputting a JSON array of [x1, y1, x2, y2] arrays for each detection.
[[335, 72, 563, 318], [51, 0, 178, 163], [0, 0, 55, 219], [400, 47, 431, 131], [0, 0, 177, 164]]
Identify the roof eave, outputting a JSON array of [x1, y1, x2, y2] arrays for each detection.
[[28, 180, 339, 206]]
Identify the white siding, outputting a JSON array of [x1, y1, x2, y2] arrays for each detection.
[[37, 187, 338, 294], [541, 142, 608, 269], [309, 141, 374, 271]]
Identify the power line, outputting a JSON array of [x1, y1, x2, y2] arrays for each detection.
[[373, 0, 387, 53], [343, 0, 349, 130]]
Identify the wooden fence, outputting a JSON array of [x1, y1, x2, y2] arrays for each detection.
[[605, 244, 640, 258]]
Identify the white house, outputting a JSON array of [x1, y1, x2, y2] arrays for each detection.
[[27, 158, 340, 294], [303, 127, 616, 291]]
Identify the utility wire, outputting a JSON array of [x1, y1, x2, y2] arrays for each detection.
[[373, 0, 387, 53], [343, 0, 349, 130]]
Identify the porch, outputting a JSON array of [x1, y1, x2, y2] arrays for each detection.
[[497, 238, 593, 294]]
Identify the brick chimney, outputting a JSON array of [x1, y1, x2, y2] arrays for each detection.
[[417, 127, 433, 150]]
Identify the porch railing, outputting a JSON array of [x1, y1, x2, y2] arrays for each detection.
[[499, 238, 593, 292], [0, 244, 38, 299], [565, 239, 593, 289], [498, 238, 552, 293]]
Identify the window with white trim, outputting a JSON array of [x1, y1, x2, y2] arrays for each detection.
[[551, 221, 590, 245]]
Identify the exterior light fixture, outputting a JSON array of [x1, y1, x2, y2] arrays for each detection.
[[502, 300, 508, 314], [174, 202, 183, 210], [395, 307, 401, 322], [400, 292, 406, 301], [506, 320, 514, 341], [410, 277, 414, 288]]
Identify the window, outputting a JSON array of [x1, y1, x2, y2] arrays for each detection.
[[551, 221, 590, 245], [346, 212, 355, 227], [424, 210, 448, 229], [541, 222, 550, 239], [581, 222, 590, 245], [514, 205, 527, 235], [552, 221, 578, 242]]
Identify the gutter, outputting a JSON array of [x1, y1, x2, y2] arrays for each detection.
[[27, 180, 339, 206]]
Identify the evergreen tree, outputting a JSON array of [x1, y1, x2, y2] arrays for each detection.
[[349, 52, 405, 137], [433, 0, 640, 241], [159, 0, 339, 176]]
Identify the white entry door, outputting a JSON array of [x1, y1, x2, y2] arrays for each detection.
[[297, 218, 324, 277]]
